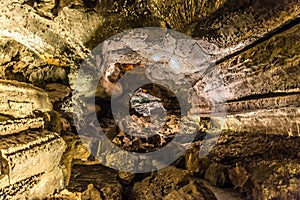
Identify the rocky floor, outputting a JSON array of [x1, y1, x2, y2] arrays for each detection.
[[47, 129, 300, 200]]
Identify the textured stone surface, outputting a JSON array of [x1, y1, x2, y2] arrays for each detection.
[[0, 117, 44, 136], [250, 161, 300, 200], [0, 0, 160, 69], [228, 164, 248, 188], [45, 83, 71, 103], [30, 0, 57, 19], [126, 166, 235, 200], [189, 131, 300, 200], [0, 0, 299, 199], [225, 107, 300, 136], [0, 130, 66, 199], [148, 0, 227, 32], [193, 22, 300, 135], [193, 0, 300, 60], [0, 80, 66, 199], [71, 28, 211, 101], [194, 23, 300, 104], [127, 166, 189, 199], [81, 184, 102, 200], [0, 80, 52, 118], [67, 164, 122, 200], [0, 0, 92, 58], [60, 136, 95, 186], [163, 178, 217, 200], [204, 163, 231, 187], [0, 38, 68, 87]]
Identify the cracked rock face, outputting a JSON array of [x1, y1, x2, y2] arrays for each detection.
[[0, 131, 66, 199], [0, 0, 299, 199], [71, 27, 212, 100], [0, 79, 66, 199], [0, 117, 44, 136], [193, 0, 300, 61]]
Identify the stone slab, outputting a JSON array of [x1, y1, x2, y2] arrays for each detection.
[[0, 130, 66, 199], [0, 117, 44, 136], [0, 80, 52, 118]]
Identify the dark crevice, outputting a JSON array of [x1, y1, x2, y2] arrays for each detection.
[[216, 17, 300, 65], [2, 132, 60, 156], [226, 91, 300, 103]]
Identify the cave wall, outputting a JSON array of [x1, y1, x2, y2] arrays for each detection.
[[0, 0, 299, 199]]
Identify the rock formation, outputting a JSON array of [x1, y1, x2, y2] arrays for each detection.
[[0, 0, 299, 199], [0, 80, 66, 199]]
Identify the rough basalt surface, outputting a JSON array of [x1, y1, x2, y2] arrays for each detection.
[[193, 0, 300, 61], [148, 0, 227, 32], [0, 117, 44, 136], [0, 0, 299, 199], [0, 80, 66, 199], [197, 131, 300, 200], [0, 79, 52, 118], [193, 22, 300, 136], [0, 130, 66, 199]]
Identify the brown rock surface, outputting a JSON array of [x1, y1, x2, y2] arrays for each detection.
[[0, 0, 299, 199], [193, 22, 300, 136], [81, 184, 103, 200], [193, 0, 300, 60], [45, 83, 71, 103], [189, 131, 300, 200], [127, 166, 189, 200], [67, 164, 123, 200], [204, 163, 231, 187], [148, 0, 227, 32], [163, 178, 217, 200]]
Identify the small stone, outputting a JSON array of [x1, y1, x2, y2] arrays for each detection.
[[204, 163, 231, 187], [164, 178, 217, 200], [118, 171, 136, 184], [228, 164, 248, 188], [129, 166, 189, 199], [45, 83, 71, 103], [81, 184, 102, 200]]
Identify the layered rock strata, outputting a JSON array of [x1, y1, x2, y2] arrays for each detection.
[[0, 80, 66, 199], [0, 0, 299, 199], [193, 22, 300, 136]]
